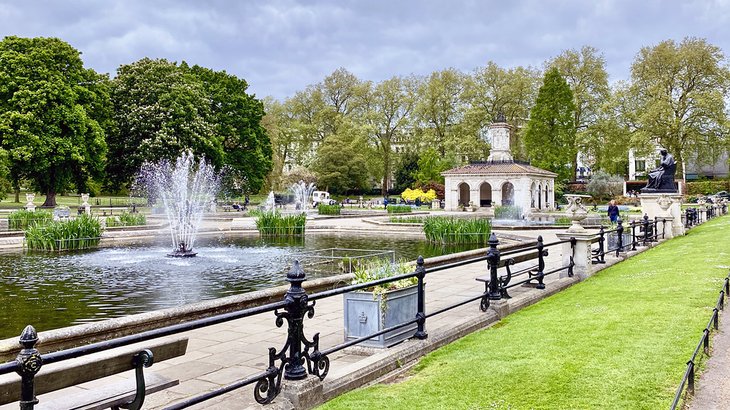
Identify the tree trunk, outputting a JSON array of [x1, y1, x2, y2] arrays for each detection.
[[42, 191, 57, 207], [14, 189, 19, 203]]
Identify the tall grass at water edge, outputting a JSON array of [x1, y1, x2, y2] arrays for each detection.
[[318, 204, 341, 215], [255, 210, 306, 236], [388, 216, 426, 224], [387, 205, 412, 214], [106, 212, 146, 227], [8, 209, 53, 230], [25, 214, 103, 251], [494, 205, 523, 220], [423, 216, 492, 244]]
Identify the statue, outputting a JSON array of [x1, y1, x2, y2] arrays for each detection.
[[642, 149, 676, 192]]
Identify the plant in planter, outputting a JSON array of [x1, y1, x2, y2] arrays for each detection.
[[343, 259, 419, 348]]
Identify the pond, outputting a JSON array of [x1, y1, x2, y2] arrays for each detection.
[[0, 233, 480, 338]]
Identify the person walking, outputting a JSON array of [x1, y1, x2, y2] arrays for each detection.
[[607, 200, 620, 225]]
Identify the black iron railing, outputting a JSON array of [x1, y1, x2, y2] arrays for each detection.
[[591, 216, 671, 264], [670, 272, 729, 410], [0, 232, 575, 409]]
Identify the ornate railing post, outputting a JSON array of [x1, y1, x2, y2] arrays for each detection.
[[486, 233, 501, 300], [283, 261, 308, 380], [596, 226, 605, 264], [16, 325, 42, 410], [414, 256, 428, 340], [642, 214, 650, 245], [536, 235, 546, 289], [616, 219, 624, 256], [631, 221, 638, 251]]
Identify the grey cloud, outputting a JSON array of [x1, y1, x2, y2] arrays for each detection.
[[1, 0, 730, 99]]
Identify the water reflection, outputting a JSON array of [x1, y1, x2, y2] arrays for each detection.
[[0, 234, 479, 338]]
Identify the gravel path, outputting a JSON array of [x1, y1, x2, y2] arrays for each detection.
[[687, 299, 730, 410]]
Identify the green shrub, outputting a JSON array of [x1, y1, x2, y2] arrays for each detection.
[[318, 204, 341, 215], [494, 205, 523, 220], [8, 209, 53, 231], [388, 216, 426, 224], [352, 259, 416, 297], [106, 212, 146, 227], [686, 180, 730, 195], [255, 210, 306, 236], [25, 214, 103, 251], [423, 216, 492, 244], [387, 205, 412, 214]]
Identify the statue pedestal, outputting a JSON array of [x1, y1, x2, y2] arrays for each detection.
[[639, 193, 684, 238]]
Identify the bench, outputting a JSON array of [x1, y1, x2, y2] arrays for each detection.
[[0, 336, 188, 410], [98, 207, 127, 216], [476, 250, 546, 298]]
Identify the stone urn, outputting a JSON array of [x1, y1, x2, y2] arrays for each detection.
[[564, 194, 591, 233], [81, 193, 91, 214], [25, 193, 36, 212]]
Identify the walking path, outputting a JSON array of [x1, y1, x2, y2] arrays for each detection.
[[687, 294, 730, 410]]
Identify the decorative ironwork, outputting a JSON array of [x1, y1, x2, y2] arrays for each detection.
[[499, 258, 515, 298], [16, 325, 42, 410], [486, 233, 501, 300], [255, 260, 328, 404], [535, 235, 547, 288], [119, 349, 154, 410], [414, 256, 428, 340]]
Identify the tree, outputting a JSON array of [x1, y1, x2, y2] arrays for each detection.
[[361, 76, 416, 194], [523, 67, 577, 182], [414, 148, 455, 186], [106, 58, 219, 189], [622, 37, 730, 176], [187, 65, 272, 194], [414, 69, 466, 157], [586, 170, 624, 199], [548, 46, 611, 176], [463, 62, 541, 159], [313, 132, 369, 194], [393, 151, 419, 193], [0, 36, 109, 206]]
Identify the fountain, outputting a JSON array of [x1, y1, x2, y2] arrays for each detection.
[[139, 152, 220, 257], [264, 191, 276, 212], [290, 180, 316, 213]]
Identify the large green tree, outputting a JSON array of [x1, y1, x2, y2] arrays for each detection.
[[621, 37, 730, 176], [107, 58, 219, 188], [361, 76, 416, 194], [548, 46, 611, 176], [313, 131, 370, 194], [523, 67, 577, 181], [0, 36, 109, 206], [187, 65, 272, 194], [415, 68, 466, 157]]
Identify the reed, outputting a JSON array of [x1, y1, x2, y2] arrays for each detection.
[[25, 214, 103, 251], [387, 205, 412, 214], [494, 205, 523, 220], [388, 216, 426, 224], [422, 216, 492, 244], [8, 209, 53, 231], [106, 212, 146, 227], [318, 204, 341, 215], [255, 210, 306, 236]]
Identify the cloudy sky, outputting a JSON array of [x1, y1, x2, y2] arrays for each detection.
[[1, 0, 729, 100]]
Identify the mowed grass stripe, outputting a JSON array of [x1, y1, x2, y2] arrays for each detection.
[[319, 216, 730, 410]]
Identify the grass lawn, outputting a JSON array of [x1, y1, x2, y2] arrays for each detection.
[[319, 216, 730, 410]]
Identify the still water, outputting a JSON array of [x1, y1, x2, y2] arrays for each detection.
[[0, 233, 478, 338]]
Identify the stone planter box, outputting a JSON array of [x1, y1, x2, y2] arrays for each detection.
[[343, 285, 418, 348]]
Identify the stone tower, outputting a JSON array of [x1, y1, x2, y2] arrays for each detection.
[[485, 113, 513, 162]]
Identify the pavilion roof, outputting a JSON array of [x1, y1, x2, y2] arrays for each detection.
[[441, 161, 557, 177]]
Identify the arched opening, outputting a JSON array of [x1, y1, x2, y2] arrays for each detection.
[[530, 182, 536, 208], [479, 182, 492, 207], [458, 182, 470, 207], [538, 184, 542, 209], [545, 184, 549, 208], [501, 182, 514, 206]]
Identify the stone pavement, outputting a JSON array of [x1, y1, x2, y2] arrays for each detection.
[[1, 225, 590, 410]]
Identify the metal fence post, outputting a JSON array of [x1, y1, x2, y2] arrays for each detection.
[[597, 226, 605, 263], [631, 221, 638, 251], [414, 256, 428, 340], [283, 261, 308, 380], [643, 214, 650, 244], [536, 235, 546, 289], [486, 233, 501, 300], [16, 325, 42, 410], [616, 219, 624, 257]]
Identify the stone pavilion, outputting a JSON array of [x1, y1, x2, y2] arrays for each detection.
[[442, 115, 557, 215]]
